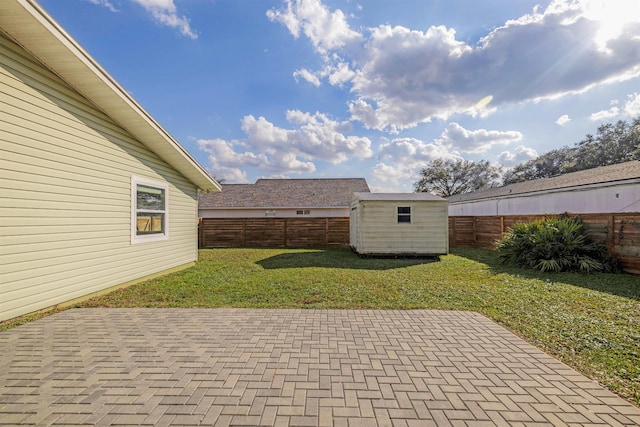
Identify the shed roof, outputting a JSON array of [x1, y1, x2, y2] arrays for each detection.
[[353, 192, 446, 202], [0, 0, 220, 192], [199, 178, 370, 209], [447, 160, 640, 204]]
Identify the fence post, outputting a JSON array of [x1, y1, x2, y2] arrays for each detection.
[[607, 215, 615, 254], [450, 217, 456, 248], [325, 218, 329, 246], [473, 217, 477, 247], [284, 218, 288, 247]]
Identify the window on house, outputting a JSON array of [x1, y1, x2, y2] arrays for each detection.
[[296, 210, 311, 215], [397, 206, 411, 223], [132, 176, 168, 243]]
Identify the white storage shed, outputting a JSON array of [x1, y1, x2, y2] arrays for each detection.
[[350, 193, 449, 257]]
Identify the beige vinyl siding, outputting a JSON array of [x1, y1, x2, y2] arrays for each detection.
[[355, 200, 448, 255], [0, 34, 198, 321], [349, 205, 359, 250]]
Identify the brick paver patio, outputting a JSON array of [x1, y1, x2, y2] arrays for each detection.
[[1, 309, 639, 426]]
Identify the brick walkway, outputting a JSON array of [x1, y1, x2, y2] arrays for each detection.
[[1, 309, 639, 426]]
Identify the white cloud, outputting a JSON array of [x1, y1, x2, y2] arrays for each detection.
[[369, 162, 416, 192], [88, 0, 118, 12], [266, 0, 362, 54], [198, 111, 372, 182], [434, 123, 523, 154], [580, 0, 640, 52], [328, 62, 355, 86], [369, 124, 522, 190], [270, 0, 640, 132], [371, 137, 462, 192], [555, 114, 571, 125], [197, 138, 269, 183], [348, 24, 473, 130], [291, 62, 355, 87], [132, 0, 197, 39], [293, 68, 321, 86], [590, 106, 620, 121], [499, 145, 539, 166], [378, 137, 457, 164], [465, 96, 497, 118], [624, 92, 640, 117], [590, 92, 640, 121], [348, 99, 397, 133]]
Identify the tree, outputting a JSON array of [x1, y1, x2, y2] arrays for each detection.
[[414, 159, 502, 197], [503, 118, 639, 185], [502, 147, 576, 184], [568, 119, 640, 172], [629, 117, 640, 159]]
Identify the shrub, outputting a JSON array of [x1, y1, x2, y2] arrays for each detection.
[[495, 216, 615, 273]]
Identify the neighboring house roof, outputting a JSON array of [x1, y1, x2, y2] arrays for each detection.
[[353, 192, 446, 202], [199, 179, 371, 209], [0, 0, 220, 192], [447, 160, 640, 204]]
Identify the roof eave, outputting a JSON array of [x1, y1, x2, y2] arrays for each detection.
[[0, 0, 221, 192], [448, 177, 640, 204], [199, 205, 349, 210]]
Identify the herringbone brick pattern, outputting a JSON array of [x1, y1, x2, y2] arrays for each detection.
[[1, 309, 638, 426]]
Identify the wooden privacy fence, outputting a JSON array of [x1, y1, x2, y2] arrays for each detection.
[[199, 217, 350, 248], [449, 213, 640, 275]]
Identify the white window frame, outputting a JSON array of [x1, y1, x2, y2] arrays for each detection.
[[397, 206, 411, 223], [131, 176, 169, 244]]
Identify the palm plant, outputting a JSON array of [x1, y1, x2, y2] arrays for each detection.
[[495, 216, 613, 273]]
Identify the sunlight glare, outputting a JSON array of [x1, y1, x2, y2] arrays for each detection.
[[473, 95, 493, 110], [582, 0, 640, 51]]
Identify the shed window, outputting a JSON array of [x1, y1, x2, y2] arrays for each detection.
[[296, 210, 311, 215], [397, 206, 411, 223], [132, 176, 168, 243]]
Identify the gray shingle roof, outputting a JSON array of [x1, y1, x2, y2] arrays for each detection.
[[199, 178, 370, 209], [447, 160, 640, 203]]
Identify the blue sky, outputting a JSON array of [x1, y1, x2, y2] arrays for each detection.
[[39, 0, 640, 191]]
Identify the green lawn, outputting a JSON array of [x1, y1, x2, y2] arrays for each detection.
[[3, 247, 639, 405]]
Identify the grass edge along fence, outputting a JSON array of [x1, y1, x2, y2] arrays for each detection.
[[449, 213, 640, 275]]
